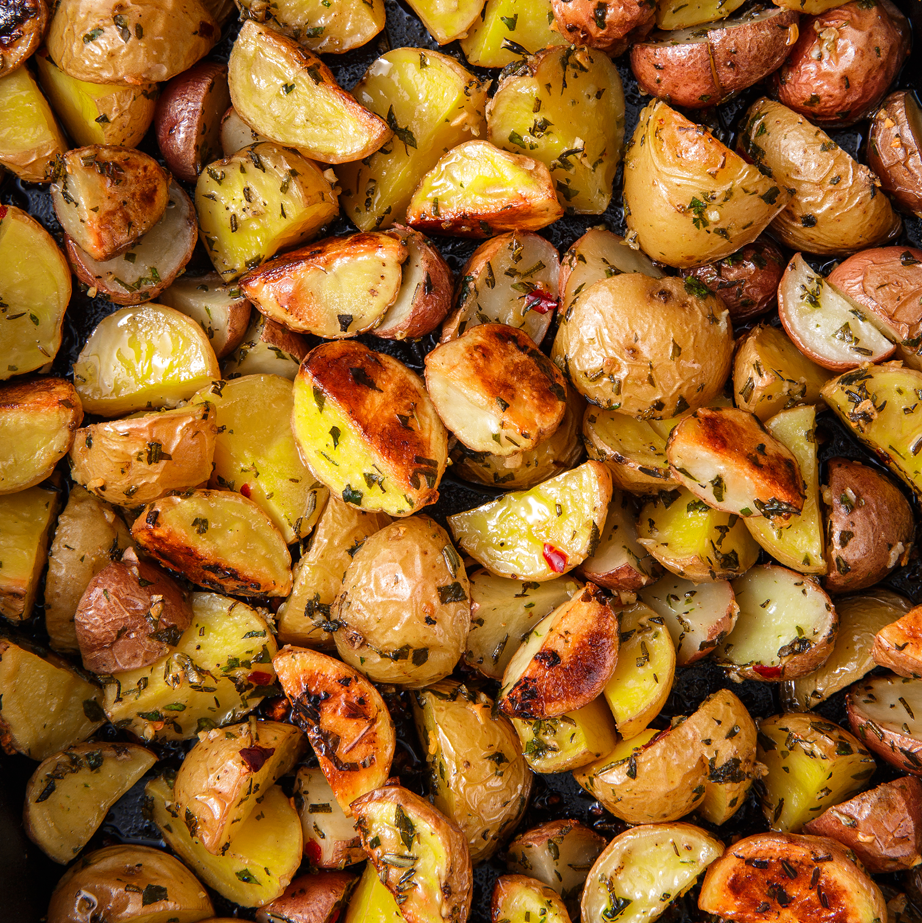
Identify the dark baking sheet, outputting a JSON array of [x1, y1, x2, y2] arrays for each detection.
[[2, 1, 922, 919]]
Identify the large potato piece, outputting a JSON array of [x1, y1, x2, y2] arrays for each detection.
[[0, 0, 47, 78], [738, 98, 901, 254], [47, 0, 217, 85], [460, 0, 566, 68], [623, 101, 789, 268], [0, 65, 66, 182], [0, 377, 81, 494], [334, 517, 470, 687], [552, 273, 732, 417], [868, 92, 922, 218]]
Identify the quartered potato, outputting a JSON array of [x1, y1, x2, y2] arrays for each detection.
[[0, 377, 81, 494], [757, 713, 875, 831], [294, 767, 365, 869], [240, 232, 407, 338], [334, 517, 470, 687], [487, 45, 625, 214], [0, 484, 60, 622], [407, 140, 563, 237], [0, 0, 47, 78], [291, 340, 448, 517], [192, 375, 326, 544], [274, 646, 395, 815], [623, 100, 789, 268], [847, 673, 922, 775], [412, 681, 531, 863], [255, 872, 358, 923], [101, 592, 277, 741], [442, 231, 560, 346], [24, 742, 156, 864], [460, 0, 566, 68], [351, 785, 473, 923], [425, 323, 567, 455], [132, 490, 292, 597], [222, 314, 309, 381], [46, 844, 214, 923], [196, 142, 339, 282], [404, 0, 485, 43], [552, 0, 654, 53], [73, 304, 220, 417], [582, 823, 724, 923], [70, 403, 217, 506], [0, 634, 104, 760], [514, 700, 617, 775], [492, 875, 570, 923], [0, 65, 67, 182], [148, 775, 302, 908], [874, 605, 922, 678], [0, 204, 71, 380], [159, 274, 250, 360], [229, 21, 390, 164], [336, 47, 487, 231], [448, 461, 611, 581]]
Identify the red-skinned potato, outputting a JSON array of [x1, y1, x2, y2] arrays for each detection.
[[552, 0, 655, 54], [868, 91, 922, 218], [772, 0, 910, 127], [0, 0, 48, 78], [254, 872, 357, 923], [155, 61, 230, 184], [847, 673, 922, 775]]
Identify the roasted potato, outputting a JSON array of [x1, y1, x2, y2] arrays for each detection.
[[459, 0, 567, 68], [255, 872, 358, 923], [0, 65, 67, 182], [655, 0, 746, 29], [552, 0, 654, 53], [847, 673, 922, 775], [343, 865, 404, 923], [868, 92, 922, 218], [294, 767, 366, 869], [492, 875, 570, 923], [0, 0, 47, 78], [873, 605, 922, 678], [222, 314, 309, 380], [403, 0, 484, 44]]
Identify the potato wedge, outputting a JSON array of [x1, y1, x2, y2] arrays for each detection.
[[492, 875, 570, 923], [132, 490, 292, 597], [351, 785, 473, 923], [868, 92, 922, 219], [255, 872, 358, 923], [294, 767, 365, 869], [343, 864, 404, 923], [404, 0, 484, 44], [240, 232, 407, 338], [459, 0, 567, 67], [196, 143, 338, 282], [273, 646, 395, 815], [0, 377, 81, 495], [582, 823, 724, 923], [0, 64, 66, 182], [0, 0, 47, 78], [448, 461, 611, 581], [847, 673, 922, 775], [0, 204, 71, 380], [874, 606, 922, 678], [223, 314, 309, 381], [291, 340, 448, 517], [24, 742, 156, 864]]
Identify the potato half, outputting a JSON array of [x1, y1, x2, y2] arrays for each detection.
[[847, 673, 922, 775]]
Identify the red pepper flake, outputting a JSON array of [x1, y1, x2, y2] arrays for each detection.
[[248, 670, 273, 687], [542, 543, 568, 573], [305, 838, 322, 865], [0, 205, 7, 221], [239, 745, 276, 772], [240, 483, 251, 498], [524, 289, 557, 315], [753, 664, 783, 679]]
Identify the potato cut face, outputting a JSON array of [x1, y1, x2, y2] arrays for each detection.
[[0, 636, 104, 760], [192, 375, 326, 544], [757, 713, 875, 832], [0, 484, 60, 622], [0, 205, 71, 380], [412, 681, 531, 863], [460, 0, 567, 67], [223, 314, 308, 381], [24, 742, 156, 864], [294, 767, 366, 869], [148, 775, 302, 907], [488, 45, 625, 214], [229, 21, 390, 163], [493, 875, 570, 923], [273, 646, 395, 815], [240, 232, 406, 338], [874, 605, 922, 678], [344, 864, 405, 923], [582, 823, 724, 923], [102, 592, 278, 741], [848, 673, 922, 775], [196, 142, 338, 282], [292, 341, 448, 517], [655, 0, 745, 28], [132, 490, 292, 597], [425, 323, 567, 455], [73, 304, 220, 417], [640, 575, 738, 665], [405, 0, 485, 43], [407, 140, 563, 237], [448, 461, 611, 581]]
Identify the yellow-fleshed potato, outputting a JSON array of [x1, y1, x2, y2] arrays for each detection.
[[407, 140, 564, 237], [46, 0, 217, 86], [492, 876, 570, 923], [425, 323, 567, 456], [0, 484, 60, 622], [487, 45, 625, 214], [291, 340, 448, 517], [0, 634, 104, 760], [334, 517, 470, 687], [44, 487, 132, 655], [0, 204, 72, 381], [73, 304, 220, 418], [412, 681, 531, 863], [448, 461, 611, 581], [223, 314, 309, 381], [132, 490, 292, 597], [273, 646, 395, 815], [46, 844, 214, 923], [0, 64, 67, 183], [552, 273, 733, 418], [655, 0, 746, 29], [101, 592, 277, 741], [70, 403, 217, 507], [24, 742, 157, 864], [460, 0, 567, 68], [404, 0, 485, 44], [0, 377, 81, 495], [294, 767, 366, 869], [623, 101, 790, 268], [192, 375, 326, 544], [0, 0, 47, 78], [196, 143, 339, 282], [343, 865, 405, 923], [351, 785, 473, 923], [240, 232, 407, 338]]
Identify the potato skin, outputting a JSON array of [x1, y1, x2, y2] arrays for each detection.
[[772, 0, 910, 127], [0, 0, 48, 78], [255, 872, 357, 923], [868, 92, 922, 218], [873, 606, 922, 678], [552, 0, 655, 56]]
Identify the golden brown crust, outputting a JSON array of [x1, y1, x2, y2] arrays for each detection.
[[0, 0, 48, 78], [872, 605, 922, 678]]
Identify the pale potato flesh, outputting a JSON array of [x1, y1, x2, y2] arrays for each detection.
[[493, 875, 571, 923], [405, 0, 485, 43], [294, 767, 365, 869]]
